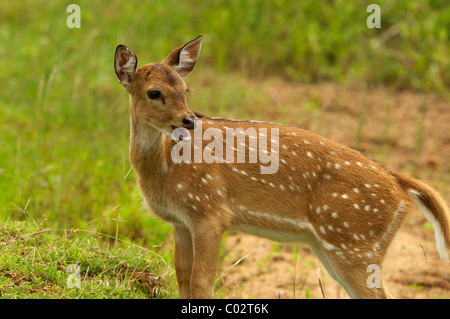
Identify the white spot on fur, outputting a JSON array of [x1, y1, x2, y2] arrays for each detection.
[[320, 226, 326, 234], [373, 242, 381, 252]]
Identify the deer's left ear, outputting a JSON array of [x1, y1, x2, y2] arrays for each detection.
[[114, 45, 138, 88], [162, 35, 202, 77]]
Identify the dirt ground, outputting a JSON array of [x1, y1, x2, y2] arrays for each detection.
[[215, 82, 450, 299]]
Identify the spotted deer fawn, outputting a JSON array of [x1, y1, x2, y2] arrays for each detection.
[[114, 36, 450, 299]]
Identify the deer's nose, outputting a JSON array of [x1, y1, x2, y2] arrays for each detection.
[[182, 115, 198, 130]]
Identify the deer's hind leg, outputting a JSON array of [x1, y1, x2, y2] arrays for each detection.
[[310, 239, 391, 299]]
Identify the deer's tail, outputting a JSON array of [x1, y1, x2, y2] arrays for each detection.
[[392, 171, 450, 261]]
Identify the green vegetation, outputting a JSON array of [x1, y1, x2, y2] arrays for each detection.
[[1, 0, 448, 298], [0, 219, 175, 298]]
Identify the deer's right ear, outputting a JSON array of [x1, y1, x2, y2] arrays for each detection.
[[114, 45, 137, 88]]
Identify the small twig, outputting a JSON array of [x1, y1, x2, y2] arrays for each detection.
[[124, 166, 133, 180], [115, 212, 121, 248], [292, 244, 298, 299], [216, 238, 260, 285], [20, 229, 59, 238], [317, 268, 327, 299], [216, 253, 249, 284], [419, 244, 433, 290]]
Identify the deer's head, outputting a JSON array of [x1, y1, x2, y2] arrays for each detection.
[[114, 36, 202, 142]]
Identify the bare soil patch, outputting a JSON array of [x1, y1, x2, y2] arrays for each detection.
[[217, 82, 450, 299]]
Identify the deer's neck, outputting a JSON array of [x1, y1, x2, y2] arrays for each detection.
[[129, 117, 171, 178]]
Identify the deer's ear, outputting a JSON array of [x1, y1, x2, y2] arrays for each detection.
[[114, 45, 138, 87], [162, 35, 202, 77]]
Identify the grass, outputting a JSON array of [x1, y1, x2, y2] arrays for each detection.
[[1, 0, 449, 298], [0, 218, 176, 298]]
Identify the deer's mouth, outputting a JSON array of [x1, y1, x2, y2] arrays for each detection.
[[147, 123, 191, 143], [170, 125, 191, 142]]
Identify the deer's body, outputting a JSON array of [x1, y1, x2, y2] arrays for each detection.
[[115, 36, 450, 299]]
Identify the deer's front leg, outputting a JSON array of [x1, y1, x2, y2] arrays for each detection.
[[174, 223, 194, 299], [190, 223, 225, 299]]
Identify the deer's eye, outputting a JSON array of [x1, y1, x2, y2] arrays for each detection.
[[147, 90, 161, 99]]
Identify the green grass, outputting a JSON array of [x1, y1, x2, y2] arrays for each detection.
[[0, 218, 176, 298], [1, 0, 449, 298]]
